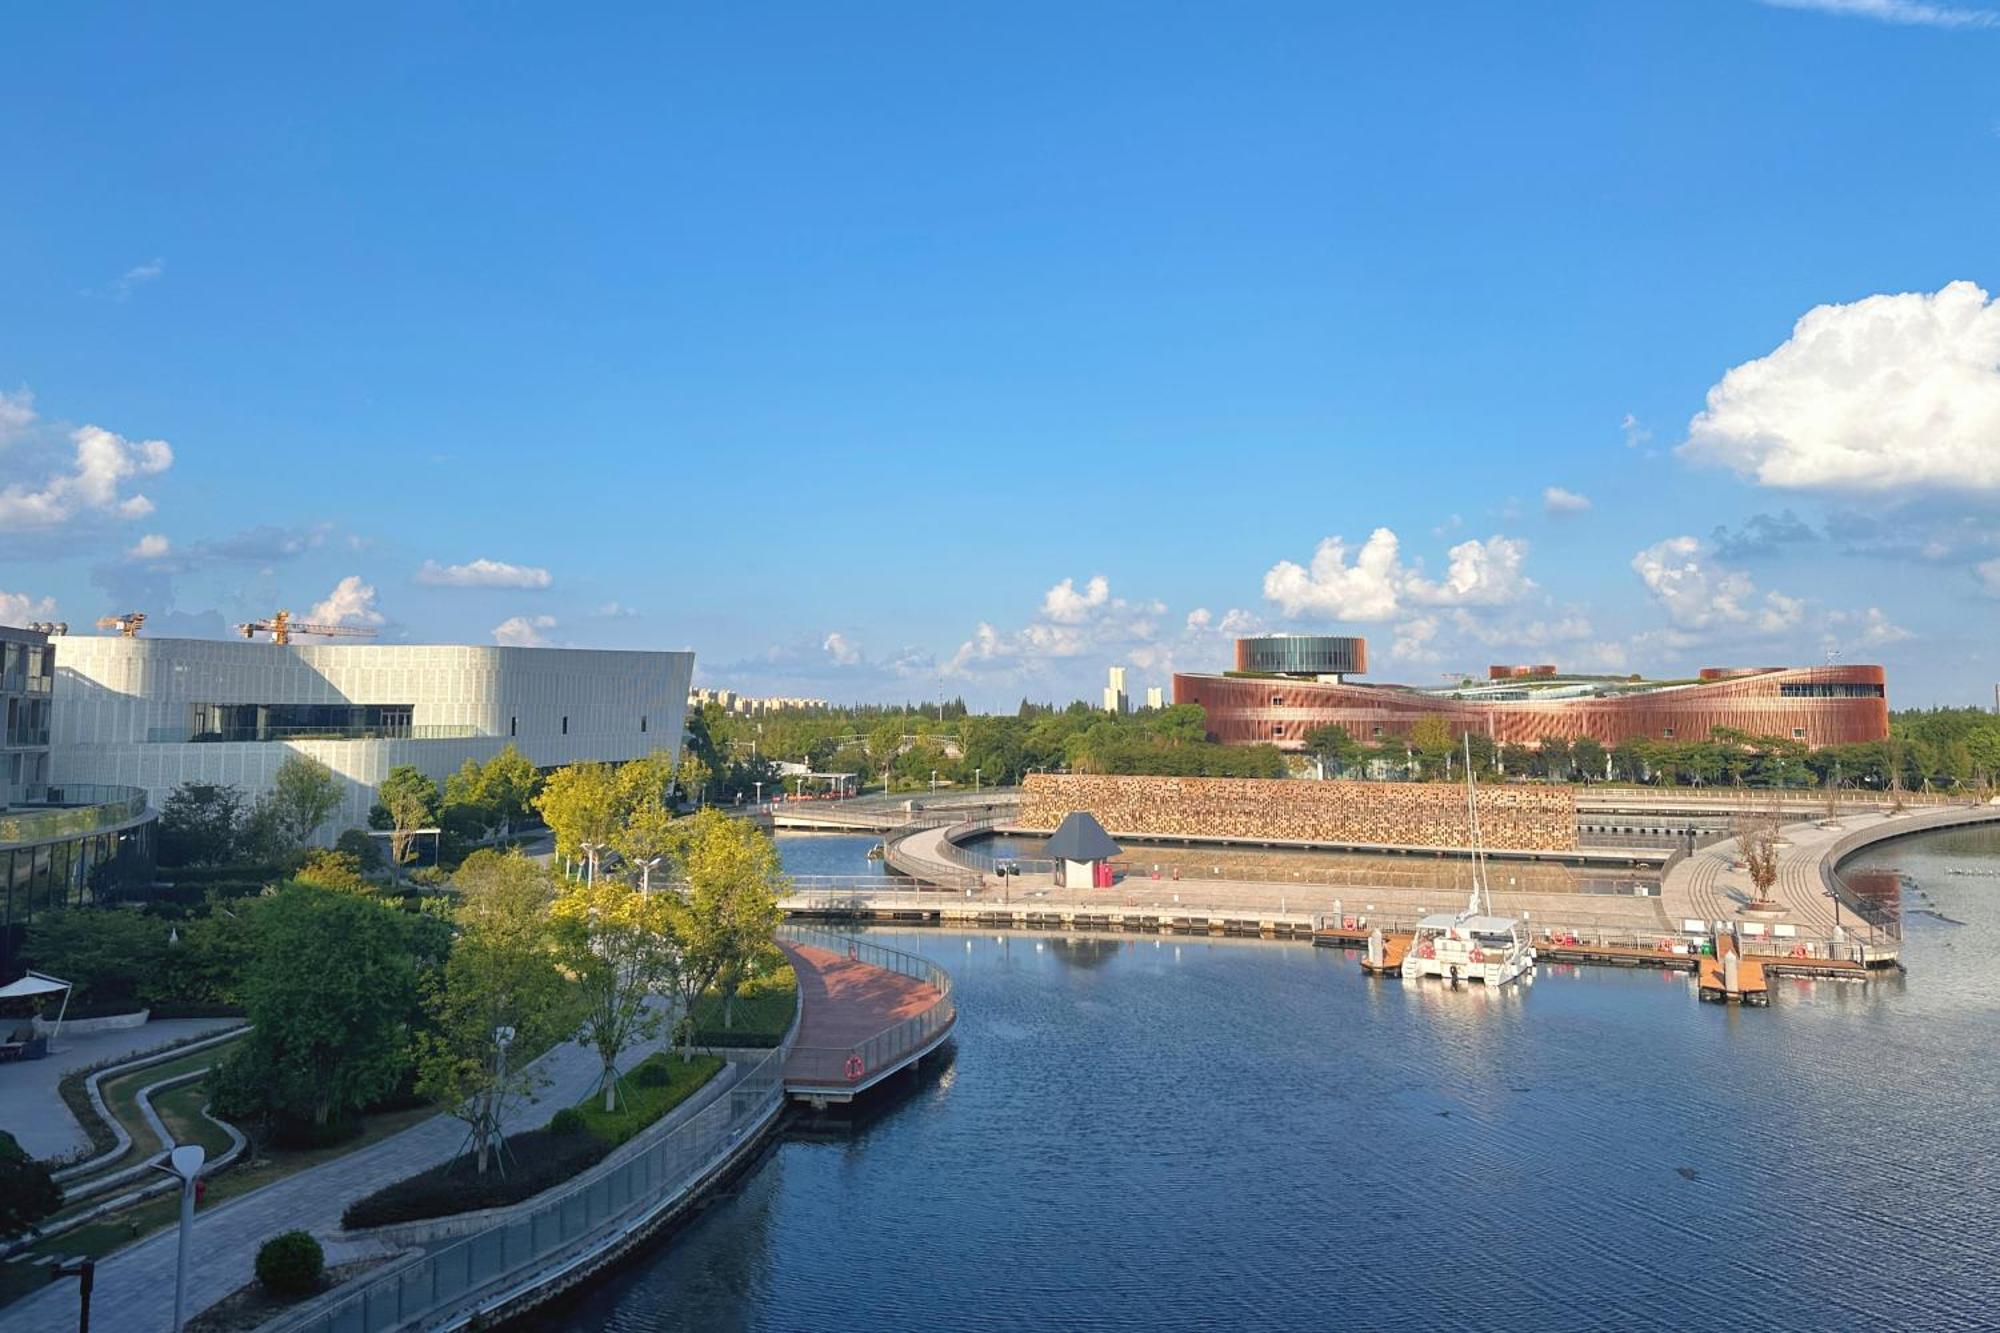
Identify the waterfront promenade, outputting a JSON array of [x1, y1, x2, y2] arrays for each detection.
[[779, 932, 955, 1103]]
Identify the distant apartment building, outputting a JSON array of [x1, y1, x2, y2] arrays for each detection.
[[1, 624, 55, 801], [1145, 686, 1165, 710], [688, 687, 830, 719], [1102, 666, 1129, 715]]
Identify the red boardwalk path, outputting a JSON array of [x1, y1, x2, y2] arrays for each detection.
[[778, 941, 953, 1101]]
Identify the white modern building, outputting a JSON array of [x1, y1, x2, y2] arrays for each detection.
[[49, 636, 696, 838], [1102, 665, 1129, 715]]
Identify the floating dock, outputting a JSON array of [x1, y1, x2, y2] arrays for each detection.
[[1357, 933, 1411, 976]]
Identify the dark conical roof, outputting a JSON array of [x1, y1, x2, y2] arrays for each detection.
[[1043, 810, 1121, 862]]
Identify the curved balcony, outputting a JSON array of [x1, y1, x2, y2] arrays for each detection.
[[1, 785, 152, 849]]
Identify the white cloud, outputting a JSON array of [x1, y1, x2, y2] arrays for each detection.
[[1759, 0, 1998, 29], [1826, 606, 1914, 647], [1542, 486, 1592, 515], [1390, 616, 1442, 663], [1262, 528, 1534, 621], [126, 533, 170, 560], [1976, 557, 2000, 595], [104, 258, 165, 300], [0, 411, 174, 528], [492, 614, 557, 647], [0, 590, 57, 625], [822, 631, 862, 666], [0, 389, 35, 446], [1630, 536, 1804, 633], [1622, 413, 1653, 451], [1041, 575, 1111, 624], [1681, 281, 2000, 492], [311, 575, 385, 627], [415, 557, 553, 589]]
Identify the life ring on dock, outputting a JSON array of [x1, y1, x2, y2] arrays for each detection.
[[1657, 938, 1673, 953], [847, 942, 859, 961], [1470, 948, 1485, 964], [844, 1054, 865, 1081], [1789, 944, 1807, 959], [1342, 916, 1356, 930]]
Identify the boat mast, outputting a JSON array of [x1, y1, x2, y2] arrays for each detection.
[[1463, 732, 1490, 917]]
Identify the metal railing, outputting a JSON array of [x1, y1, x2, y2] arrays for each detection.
[[280, 1047, 789, 1333], [934, 815, 1056, 877], [0, 785, 150, 847], [777, 924, 955, 1088]]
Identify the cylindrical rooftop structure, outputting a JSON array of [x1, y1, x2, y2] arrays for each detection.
[[1234, 635, 1367, 677]]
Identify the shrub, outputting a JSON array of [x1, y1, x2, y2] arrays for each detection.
[[570, 1055, 722, 1147], [335, 828, 386, 873], [255, 1230, 325, 1297], [547, 1106, 587, 1136], [632, 1061, 674, 1088], [0, 1130, 62, 1240], [342, 1126, 609, 1229]]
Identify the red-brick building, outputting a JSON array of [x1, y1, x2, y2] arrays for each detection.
[[1175, 636, 1889, 751]]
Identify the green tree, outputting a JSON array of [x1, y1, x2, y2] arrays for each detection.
[[1409, 717, 1454, 778], [335, 827, 387, 873], [271, 755, 343, 848], [676, 753, 712, 808], [414, 852, 570, 1173], [22, 909, 170, 1010], [663, 810, 785, 1054], [157, 782, 246, 867], [0, 1130, 61, 1240], [215, 884, 419, 1132], [1571, 737, 1607, 783], [1302, 724, 1362, 778], [551, 875, 679, 1110], [535, 762, 624, 880], [377, 765, 442, 865], [294, 849, 370, 893]]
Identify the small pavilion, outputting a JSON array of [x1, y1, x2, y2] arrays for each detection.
[[1045, 811, 1122, 891]]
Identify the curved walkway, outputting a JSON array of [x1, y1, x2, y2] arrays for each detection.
[[1660, 803, 2000, 940], [0, 1018, 241, 1162], [778, 938, 953, 1101], [0, 1006, 673, 1333]]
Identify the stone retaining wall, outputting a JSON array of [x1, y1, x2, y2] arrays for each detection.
[[1020, 774, 1578, 852]]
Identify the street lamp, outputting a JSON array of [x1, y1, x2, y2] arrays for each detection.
[[931, 768, 938, 795], [635, 856, 663, 894], [754, 780, 763, 807], [580, 840, 609, 885], [154, 1143, 205, 1331], [974, 767, 981, 793]]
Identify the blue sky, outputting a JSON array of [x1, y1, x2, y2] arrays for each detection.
[[2, 1, 1997, 710]]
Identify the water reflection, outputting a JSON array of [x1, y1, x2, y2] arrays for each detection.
[[559, 826, 2000, 1331]]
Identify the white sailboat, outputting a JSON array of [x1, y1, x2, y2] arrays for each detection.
[[1401, 735, 1537, 986]]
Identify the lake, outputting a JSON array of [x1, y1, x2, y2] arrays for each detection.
[[554, 828, 2000, 1331]]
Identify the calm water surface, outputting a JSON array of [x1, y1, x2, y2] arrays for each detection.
[[556, 829, 2000, 1331]]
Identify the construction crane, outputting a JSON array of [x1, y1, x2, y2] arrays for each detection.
[[96, 612, 147, 637], [236, 610, 380, 645]]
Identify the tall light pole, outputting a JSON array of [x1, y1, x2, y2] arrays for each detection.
[[580, 841, 608, 886], [974, 767, 981, 793], [636, 856, 663, 894], [931, 769, 938, 795], [155, 1143, 204, 1331], [754, 780, 763, 806]]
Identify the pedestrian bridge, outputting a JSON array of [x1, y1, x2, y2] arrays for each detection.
[[776, 924, 955, 1105]]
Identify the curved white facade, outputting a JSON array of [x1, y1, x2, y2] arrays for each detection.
[[50, 637, 695, 838]]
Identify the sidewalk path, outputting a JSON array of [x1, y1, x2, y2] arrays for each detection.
[[0, 1018, 241, 1161], [0, 1008, 671, 1333]]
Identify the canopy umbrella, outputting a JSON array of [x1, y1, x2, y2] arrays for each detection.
[[0, 971, 73, 1052]]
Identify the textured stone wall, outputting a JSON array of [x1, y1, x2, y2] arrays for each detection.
[[1018, 774, 1578, 852]]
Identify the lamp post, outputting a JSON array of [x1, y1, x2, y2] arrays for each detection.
[[974, 767, 981, 793], [636, 856, 663, 894], [154, 1143, 205, 1331], [51, 1256, 93, 1333], [931, 769, 938, 795]]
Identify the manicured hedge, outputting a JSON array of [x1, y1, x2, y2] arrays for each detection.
[[342, 1123, 609, 1229], [341, 1054, 721, 1229]]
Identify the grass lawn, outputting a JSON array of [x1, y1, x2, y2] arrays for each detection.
[[686, 958, 798, 1048], [574, 1053, 724, 1145], [93, 1039, 247, 1167], [0, 1093, 437, 1314]]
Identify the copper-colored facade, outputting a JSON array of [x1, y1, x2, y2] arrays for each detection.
[[1175, 664, 1890, 751]]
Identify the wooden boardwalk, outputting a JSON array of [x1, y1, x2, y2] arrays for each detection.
[[779, 943, 952, 1103]]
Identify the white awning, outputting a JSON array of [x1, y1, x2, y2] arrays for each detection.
[[0, 973, 70, 1000]]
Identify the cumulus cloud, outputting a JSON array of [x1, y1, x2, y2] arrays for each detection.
[[0, 590, 57, 624], [126, 533, 170, 560], [1041, 576, 1111, 624], [492, 614, 556, 647], [1542, 486, 1591, 515], [1681, 281, 2000, 492], [1630, 536, 1805, 634], [822, 631, 862, 666], [1710, 509, 1819, 560], [1826, 607, 1914, 647], [0, 389, 35, 445], [311, 575, 385, 627], [96, 258, 165, 300], [1262, 528, 1533, 621], [416, 558, 553, 589], [1759, 0, 1998, 29], [1622, 413, 1653, 451], [0, 406, 174, 529]]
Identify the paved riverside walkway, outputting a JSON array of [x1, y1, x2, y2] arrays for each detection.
[[0, 1017, 242, 1161], [0, 1007, 672, 1333], [886, 825, 1673, 935], [1660, 803, 2000, 939], [778, 943, 946, 1092]]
